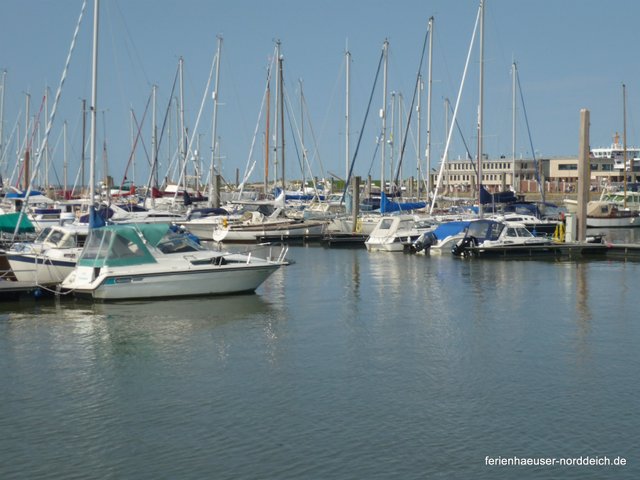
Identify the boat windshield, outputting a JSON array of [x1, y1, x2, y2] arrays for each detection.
[[35, 227, 52, 243], [78, 227, 156, 267], [156, 231, 204, 254], [506, 226, 534, 238], [467, 220, 504, 241]]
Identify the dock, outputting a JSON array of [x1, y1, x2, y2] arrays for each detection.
[[462, 242, 636, 259], [321, 232, 368, 248], [0, 280, 52, 300]]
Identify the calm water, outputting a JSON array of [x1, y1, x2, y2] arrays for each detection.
[[1, 244, 639, 479]]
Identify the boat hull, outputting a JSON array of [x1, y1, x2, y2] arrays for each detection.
[[212, 221, 326, 243], [65, 263, 281, 300], [6, 253, 76, 285], [586, 216, 640, 228]]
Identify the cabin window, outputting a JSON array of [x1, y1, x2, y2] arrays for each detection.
[[379, 219, 393, 230], [48, 231, 65, 246]]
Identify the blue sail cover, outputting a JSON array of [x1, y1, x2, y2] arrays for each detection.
[[432, 221, 470, 240], [479, 185, 517, 205], [379, 192, 426, 213]]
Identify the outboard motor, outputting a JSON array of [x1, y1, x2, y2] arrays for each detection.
[[410, 231, 437, 253], [451, 235, 478, 257]]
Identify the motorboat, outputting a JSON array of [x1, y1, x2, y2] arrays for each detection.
[[365, 214, 434, 252], [60, 223, 288, 300], [451, 219, 552, 257], [211, 208, 327, 243], [564, 199, 640, 228], [6, 223, 89, 286], [411, 220, 471, 255]]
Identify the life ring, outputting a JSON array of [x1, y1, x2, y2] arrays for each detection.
[[222, 218, 228, 228]]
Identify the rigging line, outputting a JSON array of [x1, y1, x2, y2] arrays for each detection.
[[393, 23, 431, 188], [316, 56, 346, 165], [173, 45, 220, 204], [284, 86, 321, 195], [111, 0, 151, 86], [283, 90, 305, 183], [430, 3, 481, 214], [143, 64, 179, 202], [0, 112, 21, 176], [515, 67, 543, 201], [119, 93, 152, 192], [237, 50, 277, 199], [300, 89, 328, 184], [367, 133, 382, 177], [13, 0, 87, 241], [15, 95, 46, 188], [446, 99, 476, 175], [341, 47, 385, 205]]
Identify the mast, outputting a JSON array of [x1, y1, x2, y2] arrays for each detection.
[[23, 93, 30, 191], [299, 78, 306, 189], [44, 86, 50, 190], [345, 48, 351, 182], [279, 50, 285, 192], [426, 17, 434, 198], [81, 99, 86, 194], [380, 39, 389, 194], [178, 56, 187, 194], [623, 83, 628, 209], [89, 0, 99, 209], [129, 108, 135, 185], [151, 84, 157, 206], [416, 74, 422, 198], [444, 98, 450, 191], [389, 91, 395, 192], [209, 35, 222, 206], [63, 120, 68, 197], [264, 68, 270, 194], [477, 0, 485, 218], [511, 61, 517, 192], [273, 40, 281, 192], [0, 70, 5, 166]]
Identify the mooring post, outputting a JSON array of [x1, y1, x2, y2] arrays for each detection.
[[577, 109, 590, 243], [352, 176, 361, 233]]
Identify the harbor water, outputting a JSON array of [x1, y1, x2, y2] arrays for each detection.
[[1, 244, 639, 479]]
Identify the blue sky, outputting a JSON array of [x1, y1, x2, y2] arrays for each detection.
[[1, 0, 639, 189]]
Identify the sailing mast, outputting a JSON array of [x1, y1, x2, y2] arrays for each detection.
[[278, 46, 285, 192], [380, 39, 389, 195], [264, 68, 270, 195], [209, 35, 222, 207], [88, 0, 99, 223], [178, 56, 187, 196], [426, 17, 434, 198], [623, 83, 628, 209], [63, 120, 68, 197], [273, 40, 281, 193], [477, 0, 485, 218], [345, 48, 351, 182], [511, 61, 517, 192], [416, 76, 422, 198], [23, 93, 29, 191], [0, 70, 5, 168]]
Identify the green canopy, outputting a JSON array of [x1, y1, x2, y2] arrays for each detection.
[[77, 223, 171, 268], [0, 212, 36, 233]]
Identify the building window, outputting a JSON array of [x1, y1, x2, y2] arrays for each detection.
[[558, 164, 578, 171]]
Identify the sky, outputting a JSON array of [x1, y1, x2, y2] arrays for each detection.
[[1, 0, 640, 190]]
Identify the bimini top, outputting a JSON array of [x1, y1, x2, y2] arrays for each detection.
[[77, 223, 201, 268]]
